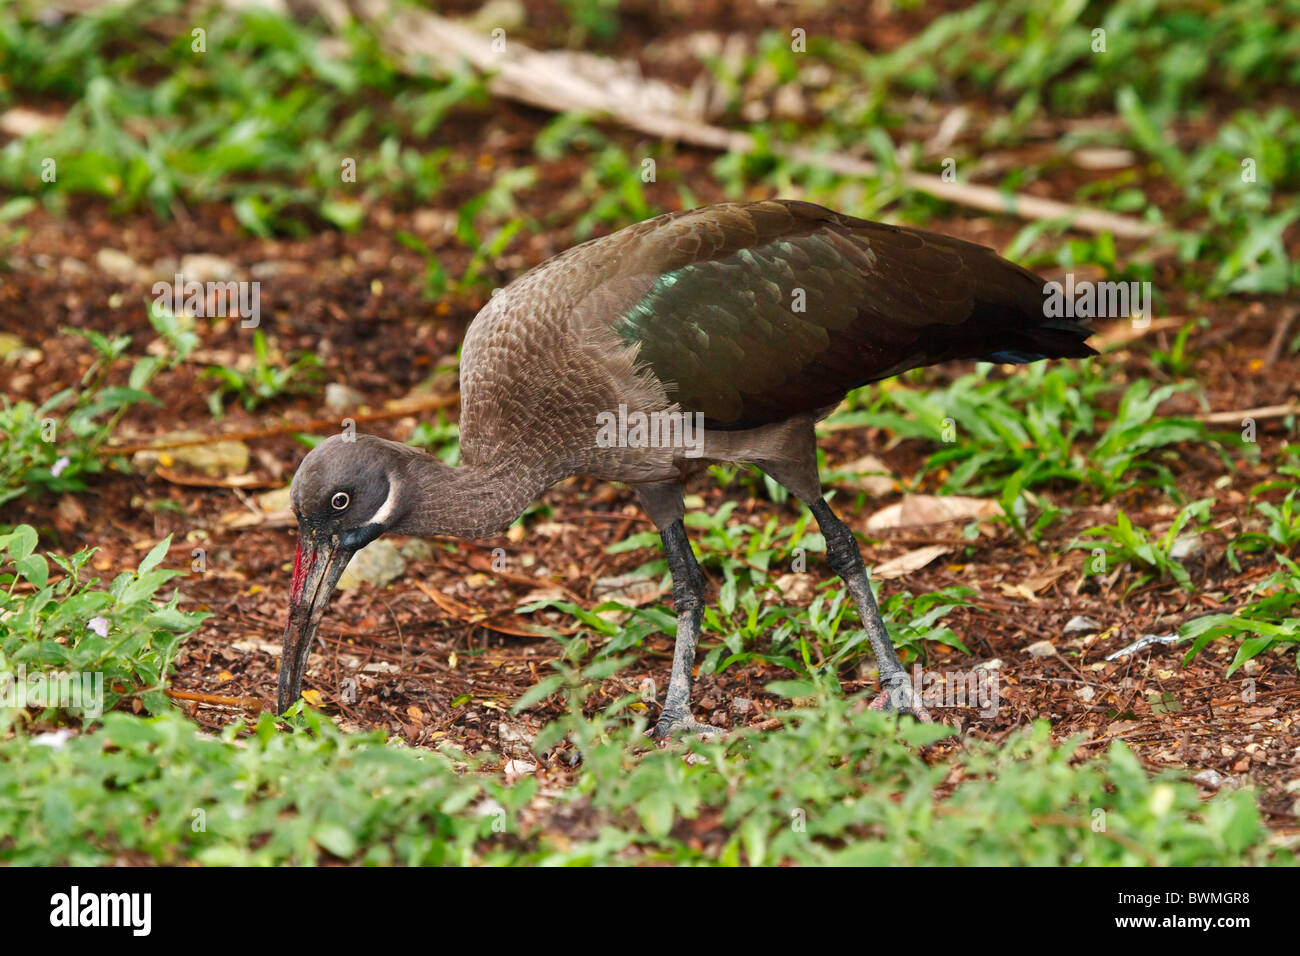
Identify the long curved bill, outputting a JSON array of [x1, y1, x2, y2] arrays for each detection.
[[278, 533, 353, 714]]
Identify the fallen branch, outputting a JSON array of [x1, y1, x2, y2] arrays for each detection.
[[1196, 402, 1300, 425], [292, 0, 1159, 239], [166, 688, 264, 710], [155, 467, 283, 489], [1263, 306, 1299, 368], [61, 0, 1164, 238]]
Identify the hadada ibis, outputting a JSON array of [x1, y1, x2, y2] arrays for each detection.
[[280, 200, 1095, 735]]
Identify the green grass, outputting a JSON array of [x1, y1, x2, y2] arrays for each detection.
[[0, 527, 207, 722], [0, 303, 194, 505], [826, 362, 1235, 503], [1180, 557, 1300, 675], [3, 523, 1274, 866], [0, 1, 485, 234], [203, 328, 320, 417], [1074, 499, 1213, 593], [0, 681, 1284, 865]]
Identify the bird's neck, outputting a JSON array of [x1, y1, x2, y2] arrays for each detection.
[[392, 456, 550, 540]]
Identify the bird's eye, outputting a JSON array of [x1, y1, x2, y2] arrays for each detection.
[[331, 492, 350, 511]]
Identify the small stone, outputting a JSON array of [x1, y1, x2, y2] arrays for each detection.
[[179, 253, 237, 283], [1170, 533, 1204, 561], [131, 430, 250, 477], [150, 256, 178, 281], [324, 382, 365, 410], [338, 539, 406, 590], [0, 333, 25, 361], [835, 454, 895, 496], [1063, 615, 1101, 634], [1190, 770, 1222, 790], [398, 538, 435, 563], [96, 248, 142, 281], [730, 697, 753, 716], [257, 485, 292, 513], [771, 573, 815, 604], [1026, 640, 1057, 658], [250, 261, 287, 279]]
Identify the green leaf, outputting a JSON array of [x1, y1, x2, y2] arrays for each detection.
[[636, 791, 675, 839], [312, 823, 358, 859], [9, 525, 38, 561], [15, 554, 49, 589], [136, 536, 173, 575]]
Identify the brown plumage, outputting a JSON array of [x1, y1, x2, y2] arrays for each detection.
[[279, 200, 1095, 733]]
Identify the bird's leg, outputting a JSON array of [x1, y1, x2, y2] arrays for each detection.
[[650, 519, 720, 738], [809, 498, 931, 721]]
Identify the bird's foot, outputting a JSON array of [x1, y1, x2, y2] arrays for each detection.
[[868, 672, 932, 722], [647, 709, 726, 740]]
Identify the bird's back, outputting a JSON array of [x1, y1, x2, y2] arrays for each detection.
[[457, 201, 1095, 476]]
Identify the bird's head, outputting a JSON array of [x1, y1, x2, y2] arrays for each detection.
[[279, 434, 406, 713]]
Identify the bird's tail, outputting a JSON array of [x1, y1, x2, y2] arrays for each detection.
[[975, 317, 1098, 364]]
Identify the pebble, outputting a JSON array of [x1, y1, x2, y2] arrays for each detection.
[[180, 252, 238, 283], [1193, 769, 1225, 789], [835, 454, 895, 495], [131, 430, 250, 477], [96, 248, 144, 281], [0, 333, 25, 361], [324, 382, 365, 410], [337, 539, 406, 590], [1170, 533, 1204, 561], [398, 538, 436, 563]]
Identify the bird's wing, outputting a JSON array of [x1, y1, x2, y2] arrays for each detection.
[[598, 200, 1092, 428]]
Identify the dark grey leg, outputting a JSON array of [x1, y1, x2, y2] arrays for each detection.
[[649, 519, 720, 738], [809, 498, 931, 721]]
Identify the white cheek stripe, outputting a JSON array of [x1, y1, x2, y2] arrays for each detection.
[[369, 479, 399, 526]]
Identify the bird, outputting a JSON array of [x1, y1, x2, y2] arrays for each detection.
[[279, 199, 1096, 735]]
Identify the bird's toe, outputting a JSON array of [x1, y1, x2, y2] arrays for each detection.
[[869, 674, 932, 722], [648, 712, 726, 740]]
